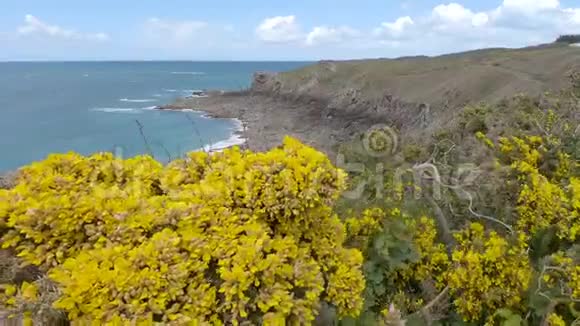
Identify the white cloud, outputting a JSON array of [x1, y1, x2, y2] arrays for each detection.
[[472, 13, 490, 27], [306, 26, 358, 46], [145, 17, 208, 44], [432, 3, 489, 27], [373, 0, 580, 55], [17, 15, 109, 41], [565, 8, 580, 24], [256, 15, 302, 43], [432, 3, 473, 23], [374, 16, 415, 38], [501, 0, 560, 13]]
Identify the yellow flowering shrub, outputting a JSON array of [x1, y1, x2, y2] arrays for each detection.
[[0, 282, 37, 310], [345, 207, 384, 249], [0, 278, 63, 325], [399, 216, 449, 288], [499, 136, 580, 241], [546, 313, 566, 326], [541, 250, 580, 301], [0, 136, 365, 325], [375, 215, 449, 316], [445, 223, 532, 321], [352, 207, 450, 316], [0, 152, 166, 269]]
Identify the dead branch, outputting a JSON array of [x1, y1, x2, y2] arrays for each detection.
[[135, 120, 153, 157]]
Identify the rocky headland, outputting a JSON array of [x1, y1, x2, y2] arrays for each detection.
[[158, 43, 580, 159]]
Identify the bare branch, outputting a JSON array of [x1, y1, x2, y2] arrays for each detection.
[[413, 162, 514, 234], [184, 114, 208, 153], [414, 286, 450, 326], [135, 120, 153, 157]]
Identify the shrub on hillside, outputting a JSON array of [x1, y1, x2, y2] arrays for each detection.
[[336, 79, 580, 325], [0, 137, 365, 325], [555, 34, 580, 44]]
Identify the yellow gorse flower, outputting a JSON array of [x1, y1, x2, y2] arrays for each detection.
[[446, 223, 532, 321], [0, 136, 365, 325]]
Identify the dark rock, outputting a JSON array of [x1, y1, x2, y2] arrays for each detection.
[[251, 72, 280, 94]]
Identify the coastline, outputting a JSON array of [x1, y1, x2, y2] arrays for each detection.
[[157, 41, 580, 160], [156, 92, 342, 156], [196, 117, 247, 153], [177, 107, 247, 152]]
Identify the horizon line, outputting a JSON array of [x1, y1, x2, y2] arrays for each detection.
[[0, 59, 317, 63]]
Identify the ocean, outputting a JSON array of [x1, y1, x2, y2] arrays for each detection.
[[0, 61, 309, 172]]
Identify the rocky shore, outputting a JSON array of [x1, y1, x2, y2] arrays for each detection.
[[157, 72, 425, 158], [157, 44, 580, 159]]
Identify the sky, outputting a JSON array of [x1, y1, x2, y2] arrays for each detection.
[[1, 0, 579, 61]]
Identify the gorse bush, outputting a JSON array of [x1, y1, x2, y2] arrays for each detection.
[[334, 81, 580, 325], [0, 136, 365, 325]]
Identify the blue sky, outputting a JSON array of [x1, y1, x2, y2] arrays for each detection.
[[1, 0, 579, 60]]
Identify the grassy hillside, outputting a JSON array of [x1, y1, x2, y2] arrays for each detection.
[[277, 43, 580, 107], [244, 43, 580, 161]]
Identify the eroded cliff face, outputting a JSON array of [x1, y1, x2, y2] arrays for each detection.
[[166, 44, 579, 160], [246, 44, 580, 151], [248, 69, 429, 148], [251, 72, 282, 94]]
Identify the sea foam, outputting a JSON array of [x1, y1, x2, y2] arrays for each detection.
[[120, 98, 157, 103], [91, 106, 157, 113], [171, 72, 206, 75], [91, 108, 141, 113], [196, 119, 246, 152]]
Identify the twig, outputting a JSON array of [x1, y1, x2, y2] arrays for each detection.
[[159, 142, 172, 162], [534, 119, 551, 137], [135, 120, 153, 157], [425, 194, 455, 251], [422, 286, 449, 313], [416, 162, 514, 234], [462, 190, 514, 234], [184, 114, 208, 153], [417, 286, 450, 326]]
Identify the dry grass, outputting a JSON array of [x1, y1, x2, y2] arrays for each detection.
[[280, 43, 580, 108], [0, 251, 66, 325], [0, 172, 17, 190]]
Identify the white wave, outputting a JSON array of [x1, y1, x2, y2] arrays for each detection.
[[229, 118, 243, 130], [91, 107, 141, 113], [197, 118, 246, 152], [206, 135, 245, 152], [171, 72, 205, 75], [572, 43, 580, 47], [163, 89, 178, 92], [91, 106, 158, 113], [120, 98, 157, 103], [152, 94, 163, 97], [165, 108, 209, 116]]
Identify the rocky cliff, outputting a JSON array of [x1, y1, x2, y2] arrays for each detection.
[[167, 43, 580, 157]]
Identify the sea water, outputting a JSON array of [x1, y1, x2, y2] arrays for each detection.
[[0, 61, 309, 171]]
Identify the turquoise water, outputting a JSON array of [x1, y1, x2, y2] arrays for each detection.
[[0, 62, 309, 172]]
